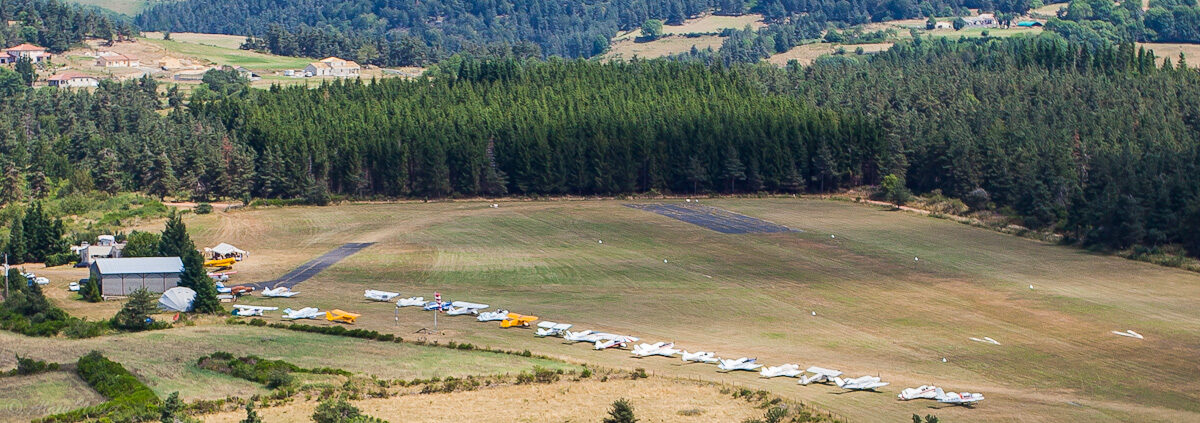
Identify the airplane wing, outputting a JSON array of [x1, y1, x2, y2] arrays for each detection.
[[450, 301, 489, 309]]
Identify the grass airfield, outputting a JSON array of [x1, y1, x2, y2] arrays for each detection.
[[19, 197, 1200, 421]]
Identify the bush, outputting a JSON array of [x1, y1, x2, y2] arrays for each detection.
[[5, 354, 59, 376], [44, 252, 76, 267], [603, 398, 637, 423], [36, 351, 160, 423], [266, 367, 294, 389], [312, 398, 361, 423], [194, 203, 213, 214]]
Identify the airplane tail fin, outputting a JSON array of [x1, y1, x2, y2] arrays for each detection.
[[832, 377, 845, 388]]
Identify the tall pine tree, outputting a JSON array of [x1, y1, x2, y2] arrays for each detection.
[[157, 212, 222, 313]]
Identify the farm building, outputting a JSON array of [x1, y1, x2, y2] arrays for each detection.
[[963, 13, 998, 28], [90, 257, 184, 296], [1, 43, 51, 64], [96, 53, 140, 68], [304, 57, 361, 77]]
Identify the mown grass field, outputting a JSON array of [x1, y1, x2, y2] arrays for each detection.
[[139, 35, 313, 71], [105, 198, 1200, 422], [0, 370, 106, 423], [0, 325, 576, 401]]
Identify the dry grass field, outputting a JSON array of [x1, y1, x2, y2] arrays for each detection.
[[767, 43, 893, 66], [604, 35, 727, 60], [203, 378, 765, 423], [0, 325, 575, 401], [63, 0, 146, 15], [1138, 43, 1200, 68], [0, 371, 106, 423], [614, 14, 766, 40], [22, 198, 1200, 421]]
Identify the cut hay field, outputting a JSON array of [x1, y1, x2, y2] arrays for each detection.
[[0, 325, 575, 401], [0, 371, 105, 423], [768, 43, 893, 66], [614, 14, 766, 40], [604, 35, 726, 60], [104, 197, 1200, 422], [1138, 43, 1200, 68], [203, 377, 764, 423]]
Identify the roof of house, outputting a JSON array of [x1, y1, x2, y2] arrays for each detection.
[[98, 53, 136, 61], [93, 257, 184, 274], [307, 61, 333, 69], [319, 57, 360, 68], [5, 43, 46, 52], [48, 72, 97, 81]]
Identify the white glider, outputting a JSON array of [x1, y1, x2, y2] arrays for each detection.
[[760, 364, 803, 378], [799, 366, 843, 385], [282, 307, 322, 320], [476, 309, 509, 322], [1112, 330, 1144, 339], [262, 287, 298, 298], [717, 357, 762, 372], [631, 342, 680, 358], [535, 321, 574, 337], [833, 375, 889, 391], [563, 330, 596, 343], [680, 351, 720, 364], [365, 290, 400, 302], [446, 301, 489, 316], [396, 296, 425, 307], [899, 386, 984, 406], [232, 304, 279, 317], [969, 336, 1001, 345], [592, 334, 640, 350]]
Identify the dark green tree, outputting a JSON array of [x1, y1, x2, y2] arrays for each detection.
[[720, 147, 746, 193], [685, 156, 706, 194], [123, 231, 162, 257], [81, 274, 102, 302], [602, 398, 637, 423], [641, 19, 664, 40], [14, 57, 35, 86], [112, 288, 158, 331], [161, 391, 182, 423], [239, 401, 263, 423], [5, 211, 25, 264]]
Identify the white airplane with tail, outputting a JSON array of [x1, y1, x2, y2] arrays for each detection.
[[680, 351, 720, 364], [799, 366, 843, 385], [760, 364, 803, 378], [282, 307, 322, 320], [536, 321, 573, 337], [477, 309, 509, 322], [717, 357, 762, 372], [833, 375, 889, 391], [593, 334, 640, 350], [396, 297, 425, 307], [262, 287, 298, 298], [232, 305, 278, 317], [446, 301, 488, 315], [898, 385, 984, 406], [365, 290, 400, 302], [631, 342, 680, 358]]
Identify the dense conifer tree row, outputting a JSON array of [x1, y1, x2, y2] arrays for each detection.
[[0, 0, 133, 52], [780, 35, 1200, 252], [194, 59, 884, 197]]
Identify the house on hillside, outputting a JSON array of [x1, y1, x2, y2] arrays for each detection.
[[934, 21, 953, 29], [223, 65, 261, 81], [304, 57, 361, 77], [963, 13, 998, 28], [1, 43, 51, 64], [47, 72, 100, 88], [96, 53, 140, 68], [90, 257, 183, 296], [74, 235, 124, 266]]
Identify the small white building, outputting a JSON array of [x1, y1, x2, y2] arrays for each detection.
[[47, 72, 100, 88], [204, 243, 249, 261], [90, 257, 184, 297], [304, 57, 361, 77]]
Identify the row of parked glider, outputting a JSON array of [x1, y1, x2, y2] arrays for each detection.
[[232, 288, 983, 406], [357, 289, 984, 406]]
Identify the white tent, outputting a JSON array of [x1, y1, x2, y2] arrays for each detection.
[[159, 287, 197, 312], [206, 243, 249, 260]]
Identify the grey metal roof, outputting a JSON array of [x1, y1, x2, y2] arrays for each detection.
[[93, 257, 184, 275]]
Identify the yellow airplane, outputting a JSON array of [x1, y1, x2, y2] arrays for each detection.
[[204, 258, 236, 268], [500, 313, 538, 328], [325, 309, 360, 324]]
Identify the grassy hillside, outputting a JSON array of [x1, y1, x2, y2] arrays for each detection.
[[0, 325, 575, 401], [39, 198, 1185, 422], [64, 0, 146, 16]]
